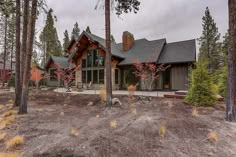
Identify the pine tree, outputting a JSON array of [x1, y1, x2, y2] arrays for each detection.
[[96, 0, 140, 108], [185, 61, 217, 106], [110, 34, 116, 43], [71, 22, 80, 39], [217, 32, 229, 98], [39, 8, 62, 61], [86, 26, 91, 33], [63, 29, 70, 51], [222, 32, 229, 65], [226, 0, 236, 121], [198, 7, 221, 73]]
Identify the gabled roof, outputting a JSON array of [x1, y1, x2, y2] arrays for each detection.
[[68, 31, 125, 60], [84, 31, 125, 59], [67, 30, 196, 65], [118, 38, 166, 65], [45, 56, 74, 69], [158, 39, 196, 64]]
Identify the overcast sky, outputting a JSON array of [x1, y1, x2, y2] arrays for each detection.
[[37, 0, 228, 44]]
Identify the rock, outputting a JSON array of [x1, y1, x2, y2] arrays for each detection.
[[60, 112, 65, 116], [112, 98, 122, 106], [87, 102, 94, 106]]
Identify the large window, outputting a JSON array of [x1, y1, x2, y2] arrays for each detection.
[[82, 71, 86, 83], [82, 59, 86, 68], [87, 51, 93, 67], [81, 49, 105, 84], [99, 69, 104, 84], [93, 70, 98, 83], [87, 70, 92, 83], [93, 50, 99, 67], [115, 69, 119, 84]]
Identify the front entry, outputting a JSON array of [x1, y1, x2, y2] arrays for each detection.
[[163, 68, 171, 90]]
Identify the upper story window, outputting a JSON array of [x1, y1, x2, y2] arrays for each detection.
[[82, 49, 105, 69]]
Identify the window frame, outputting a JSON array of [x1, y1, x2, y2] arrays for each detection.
[[49, 68, 57, 81], [81, 49, 105, 84]]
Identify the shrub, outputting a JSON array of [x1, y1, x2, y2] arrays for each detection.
[[159, 126, 166, 137], [127, 85, 136, 98], [218, 66, 227, 98], [110, 120, 117, 129], [99, 88, 106, 103], [3, 110, 17, 117], [39, 78, 47, 86], [7, 75, 15, 87], [2, 115, 16, 126], [0, 104, 4, 110], [6, 136, 24, 149], [208, 131, 218, 143], [28, 80, 35, 87], [0, 152, 22, 157], [70, 128, 79, 137], [192, 108, 199, 117], [185, 61, 216, 106], [0, 133, 7, 141]]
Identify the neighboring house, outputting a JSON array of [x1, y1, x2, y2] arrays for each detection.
[[65, 31, 196, 91], [0, 59, 15, 83], [45, 56, 75, 87], [30, 63, 44, 83]]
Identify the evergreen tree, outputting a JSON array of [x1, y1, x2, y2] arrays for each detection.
[[63, 29, 70, 51], [71, 22, 80, 39], [86, 26, 91, 33], [39, 8, 62, 60], [222, 32, 229, 65], [110, 34, 116, 43], [198, 7, 221, 73], [185, 61, 217, 106], [96, 0, 140, 108]]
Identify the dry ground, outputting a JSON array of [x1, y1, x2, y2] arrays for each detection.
[[0, 89, 236, 157]]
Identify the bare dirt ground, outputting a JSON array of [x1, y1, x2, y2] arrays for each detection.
[[0, 89, 236, 157]]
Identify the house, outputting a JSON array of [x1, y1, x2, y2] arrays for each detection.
[[45, 56, 75, 87], [65, 31, 196, 91], [30, 63, 44, 83], [0, 59, 15, 83]]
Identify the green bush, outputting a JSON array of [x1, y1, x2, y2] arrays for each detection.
[[39, 78, 47, 86], [185, 61, 217, 106], [29, 80, 35, 87], [7, 75, 15, 87], [218, 66, 227, 98]]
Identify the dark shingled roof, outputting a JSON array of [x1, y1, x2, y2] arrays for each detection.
[[83, 31, 125, 59], [117, 38, 166, 65], [46, 56, 75, 69], [158, 39, 196, 64], [68, 31, 196, 65]]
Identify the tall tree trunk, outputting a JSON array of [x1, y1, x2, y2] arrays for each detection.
[[10, 41, 13, 73], [105, 0, 112, 108], [226, 0, 236, 121], [21, 0, 29, 85], [19, 0, 38, 114], [14, 0, 21, 107], [2, 15, 7, 87]]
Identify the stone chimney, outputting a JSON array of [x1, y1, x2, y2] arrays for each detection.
[[122, 31, 134, 51]]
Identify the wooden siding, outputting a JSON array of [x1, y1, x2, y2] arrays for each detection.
[[74, 42, 121, 90], [171, 64, 189, 90]]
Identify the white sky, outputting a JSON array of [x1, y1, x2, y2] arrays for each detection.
[[36, 0, 228, 44]]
